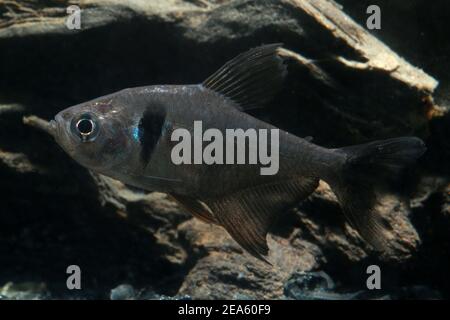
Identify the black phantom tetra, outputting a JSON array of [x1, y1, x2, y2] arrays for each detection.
[[50, 44, 426, 262]]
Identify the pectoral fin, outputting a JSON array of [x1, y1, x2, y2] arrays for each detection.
[[203, 177, 319, 263]]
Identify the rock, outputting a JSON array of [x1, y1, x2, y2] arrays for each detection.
[[284, 271, 367, 300], [110, 283, 192, 300], [443, 184, 450, 218], [0, 282, 49, 300], [110, 284, 137, 300], [283, 271, 443, 300], [294, 181, 420, 264], [176, 218, 321, 299]]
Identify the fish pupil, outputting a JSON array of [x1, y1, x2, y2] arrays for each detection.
[[77, 118, 94, 135]]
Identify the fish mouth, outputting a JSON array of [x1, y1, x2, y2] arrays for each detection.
[[49, 116, 63, 141], [52, 113, 67, 140], [49, 120, 57, 137], [51, 115, 77, 154]]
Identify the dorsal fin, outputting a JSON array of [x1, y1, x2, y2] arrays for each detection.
[[203, 177, 319, 263], [202, 44, 287, 111]]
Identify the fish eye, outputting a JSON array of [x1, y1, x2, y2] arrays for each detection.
[[71, 113, 100, 142]]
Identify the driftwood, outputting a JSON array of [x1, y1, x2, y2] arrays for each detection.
[[0, 0, 440, 146]]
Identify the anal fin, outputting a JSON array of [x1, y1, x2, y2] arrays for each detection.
[[203, 178, 319, 263]]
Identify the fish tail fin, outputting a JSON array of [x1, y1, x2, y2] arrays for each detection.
[[327, 137, 426, 251]]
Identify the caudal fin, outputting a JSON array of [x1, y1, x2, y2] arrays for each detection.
[[329, 137, 426, 251]]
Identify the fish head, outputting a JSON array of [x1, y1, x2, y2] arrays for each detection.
[[52, 93, 134, 172]]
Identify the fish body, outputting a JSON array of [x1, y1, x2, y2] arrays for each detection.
[[56, 84, 331, 197], [51, 44, 426, 262]]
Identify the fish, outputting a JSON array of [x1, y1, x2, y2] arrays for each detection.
[[50, 44, 426, 263]]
